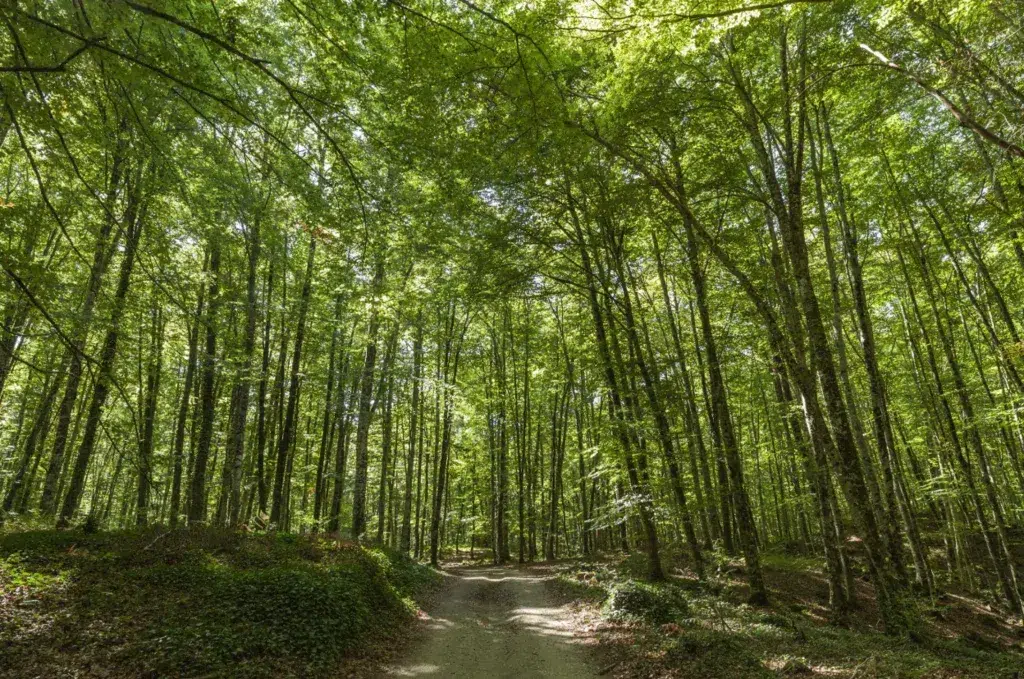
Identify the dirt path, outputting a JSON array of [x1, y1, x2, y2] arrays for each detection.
[[386, 566, 598, 678]]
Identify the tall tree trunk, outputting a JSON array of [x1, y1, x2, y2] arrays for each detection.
[[518, 312, 531, 563], [169, 286, 203, 528], [567, 182, 664, 580], [401, 314, 422, 553], [188, 234, 222, 525], [270, 237, 316, 526], [680, 213, 760, 593], [607, 232, 707, 580], [351, 258, 385, 540], [58, 175, 146, 528], [328, 341, 355, 534], [40, 149, 127, 515], [136, 304, 163, 526], [652, 231, 719, 546], [225, 218, 261, 526], [902, 224, 1023, 616], [255, 260, 275, 518], [817, 110, 928, 590], [314, 296, 343, 527], [430, 304, 466, 566], [376, 333, 398, 544], [726, 34, 900, 625], [1, 354, 62, 521]]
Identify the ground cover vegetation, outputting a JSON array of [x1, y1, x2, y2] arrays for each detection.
[[3, 0, 1024, 675]]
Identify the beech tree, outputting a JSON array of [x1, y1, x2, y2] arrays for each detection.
[[3, 0, 1024, 635]]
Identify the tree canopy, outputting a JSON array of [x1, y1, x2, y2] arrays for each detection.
[[4, 0, 1024, 635]]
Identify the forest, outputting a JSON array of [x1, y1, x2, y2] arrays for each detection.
[[2, 1, 1024, 677]]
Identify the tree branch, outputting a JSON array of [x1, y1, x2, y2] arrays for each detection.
[[0, 41, 94, 73], [861, 43, 1024, 159]]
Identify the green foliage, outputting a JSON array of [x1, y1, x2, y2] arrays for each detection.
[[549, 558, 1023, 678], [0, 552, 66, 589], [669, 629, 773, 678], [380, 548, 445, 598], [3, 0, 1024, 670], [606, 579, 690, 625], [0, 529, 439, 678], [137, 562, 378, 672], [549, 572, 610, 603], [618, 551, 661, 580]]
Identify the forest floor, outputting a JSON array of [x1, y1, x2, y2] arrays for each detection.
[[383, 565, 598, 678], [350, 548, 1024, 678], [0, 528, 441, 678], [4, 529, 1024, 678], [535, 551, 1024, 678]]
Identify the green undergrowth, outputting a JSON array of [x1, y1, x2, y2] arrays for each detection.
[[0, 528, 440, 678], [606, 579, 690, 624], [547, 553, 1024, 678]]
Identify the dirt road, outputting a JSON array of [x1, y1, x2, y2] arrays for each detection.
[[386, 566, 598, 678]]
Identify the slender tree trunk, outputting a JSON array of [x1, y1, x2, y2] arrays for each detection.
[[1, 355, 62, 520], [652, 232, 719, 546], [188, 234, 222, 525], [519, 314, 531, 563], [680, 214, 759, 593], [58, 178, 146, 528], [351, 259, 385, 540], [255, 260, 275, 518], [169, 285, 203, 528], [270, 237, 316, 527], [607, 233, 707, 579], [401, 314, 423, 553], [328, 342, 355, 534], [567, 183, 663, 580], [376, 334, 397, 544], [40, 147, 127, 516], [727, 36, 900, 624], [136, 304, 163, 526], [430, 304, 466, 565], [901, 225, 1023, 615], [314, 297, 343, 527]]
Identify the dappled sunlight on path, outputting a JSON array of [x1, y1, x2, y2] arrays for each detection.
[[386, 566, 597, 678]]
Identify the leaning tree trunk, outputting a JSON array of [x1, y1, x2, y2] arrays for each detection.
[[726, 36, 901, 625], [607, 233, 706, 580], [40, 151, 126, 515], [679, 215, 762, 595], [58, 180, 145, 528], [652, 231, 719, 546], [567, 184, 664, 580], [1, 354, 63, 521]]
